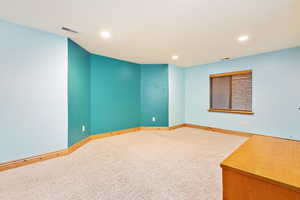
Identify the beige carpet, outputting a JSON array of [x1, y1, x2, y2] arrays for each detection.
[[0, 127, 246, 200]]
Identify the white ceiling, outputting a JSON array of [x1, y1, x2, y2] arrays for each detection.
[[0, 0, 300, 66]]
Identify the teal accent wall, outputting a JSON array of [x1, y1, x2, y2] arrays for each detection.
[[90, 54, 141, 134], [141, 64, 169, 127], [185, 46, 300, 141], [68, 39, 90, 146]]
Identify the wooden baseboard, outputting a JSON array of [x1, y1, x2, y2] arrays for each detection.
[[0, 127, 141, 172], [140, 124, 186, 131], [140, 127, 170, 131], [110, 127, 141, 136], [0, 149, 69, 172], [68, 136, 92, 154], [90, 127, 140, 140], [0, 123, 253, 172], [169, 123, 185, 130], [184, 123, 254, 138]]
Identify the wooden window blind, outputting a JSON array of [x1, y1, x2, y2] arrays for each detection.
[[209, 70, 253, 115]]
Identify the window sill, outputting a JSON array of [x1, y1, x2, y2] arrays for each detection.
[[208, 109, 254, 115]]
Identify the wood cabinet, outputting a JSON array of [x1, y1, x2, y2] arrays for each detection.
[[221, 135, 300, 200]]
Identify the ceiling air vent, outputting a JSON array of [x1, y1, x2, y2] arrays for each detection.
[[61, 27, 78, 34], [222, 57, 230, 61]]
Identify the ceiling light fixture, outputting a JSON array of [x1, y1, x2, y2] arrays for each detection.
[[100, 31, 111, 39], [238, 35, 249, 42], [222, 57, 230, 61], [172, 55, 179, 60]]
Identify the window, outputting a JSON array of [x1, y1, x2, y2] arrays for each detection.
[[209, 70, 253, 114]]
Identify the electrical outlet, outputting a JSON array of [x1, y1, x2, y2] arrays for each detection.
[[152, 117, 156, 122], [81, 125, 86, 132]]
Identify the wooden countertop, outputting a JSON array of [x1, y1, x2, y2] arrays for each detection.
[[221, 135, 300, 191]]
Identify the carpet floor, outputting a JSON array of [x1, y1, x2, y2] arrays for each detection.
[[0, 127, 246, 200]]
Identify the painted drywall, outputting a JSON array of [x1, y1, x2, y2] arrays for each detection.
[[0, 20, 68, 162], [168, 65, 185, 126], [90, 54, 141, 134], [68, 39, 90, 146], [185, 46, 300, 140], [141, 64, 169, 127]]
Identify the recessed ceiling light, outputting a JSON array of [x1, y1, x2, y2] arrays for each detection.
[[171, 55, 178, 60], [238, 35, 249, 42], [100, 31, 111, 39]]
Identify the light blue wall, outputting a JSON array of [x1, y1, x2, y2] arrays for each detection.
[[185, 47, 300, 140], [168, 65, 185, 126], [0, 20, 68, 162]]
